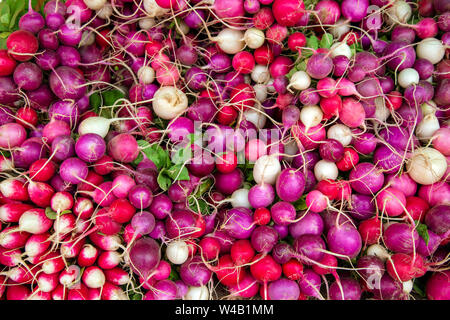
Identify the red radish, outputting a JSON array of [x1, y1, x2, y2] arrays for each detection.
[[16, 107, 38, 128], [253, 207, 271, 225], [51, 284, 67, 300], [316, 179, 339, 200], [24, 232, 51, 257], [404, 196, 429, 221], [27, 182, 54, 207], [198, 237, 220, 260], [94, 208, 122, 235], [376, 188, 407, 217], [78, 244, 99, 267], [6, 30, 39, 61], [153, 260, 172, 281], [108, 198, 136, 224], [217, 105, 238, 125], [78, 171, 104, 192], [254, 44, 274, 65], [0, 49, 17, 76], [60, 238, 85, 258], [19, 208, 52, 234], [272, 0, 305, 26], [215, 255, 245, 286], [37, 272, 59, 293], [6, 284, 31, 300], [386, 253, 427, 282], [104, 267, 130, 286], [51, 191, 74, 212], [4, 264, 35, 283], [29, 290, 51, 300], [73, 197, 94, 219], [358, 217, 382, 245], [312, 253, 338, 275], [97, 251, 121, 269], [0, 247, 22, 266], [0, 178, 29, 202], [93, 155, 114, 175], [336, 148, 359, 171], [386, 91, 403, 110], [88, 288, 101, 300], [89, 232, 122, 251], [101, 282, 128, 300], [29, 159, 57, 182], [42, 253, 65, 274], [231, 240, 255, 266], [306, 190, 328, 212], [319, 95, 342, 118], [53, 214, 76, 237], [0, 226, 30, 249], [82, 266, 106, 289], [288, 32, 306, 52], [282, 259, 303, 280], [216, 152, 238, 174], [67, 284, 89, 300]]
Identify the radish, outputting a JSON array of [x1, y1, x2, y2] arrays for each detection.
[[104, 268, 130, 286], [185, 285, 209, 300], [213, 29, 245, 55], [78, 244, 99, 267], [407, 147, 447, 185], [98, 251, 121, 269], [19, 209, 53, 234], [152, 86, 188, 120], [416, 38, 445, 64], [82, 266, 106, 289]]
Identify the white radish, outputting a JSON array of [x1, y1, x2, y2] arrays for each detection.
[[230, 188, 251, 209], [407, 147, 447, 185], [416, 38, 445, 64], [143, 0, 169, 17], [398, 68, 419, 88], [137, 66, 155, 84], [244, 28, 265, 49], [253, 84, 267, 102], [166, 240, 189, 265], [415, 113, 440, 141], [213, 28, 245, 54], [385, 0, 412, 25], [251, 65, 270, 84], [314, 160, 339, 181], [139, 18, 156, 30], [244, 107, 266, 129], [366, 244, 390, 261], [253, 155, 282, 185], [330, 42, 352, 59], [152, 86, 188, 120], [185, 286, 209, 300], [421, 100, 437, 115], [96, 3, 113, 19], [300, 105, 323, 129], [327, 124, 353, 146], [289, 71, 311, 90], [83, 0, 107, 10]]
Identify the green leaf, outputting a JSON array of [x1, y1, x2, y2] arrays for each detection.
[[320, 33, 333, 49], [45, 207, 58, 220], [130, 293, 143, 300], [413, 282, 426, 298], [157, 169, 172, 191], [188, 197, 210, 215], [168, 268, 180, 281], [8, 0, 25, 30], [166, 164, 190, 181], [89, 93, 102, 114], [416, 222, 430, 245], [138, 140, 170, 170], [293, 195, 308, 211], [306, 35, 319, 50], [131, 151, 144, 167], [61, 210, 72, 215], [171, 146, 191, 165], [102, 89, 125, 107]]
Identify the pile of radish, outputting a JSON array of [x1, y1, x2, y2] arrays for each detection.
[[0, 0, 449, 300]]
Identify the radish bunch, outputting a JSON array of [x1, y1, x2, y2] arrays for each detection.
[[0, 0, 449, 301]]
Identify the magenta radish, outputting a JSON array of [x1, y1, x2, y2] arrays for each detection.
[[24, 232, 50, 257], [37, 272, 59, 293], [0, 203, 33, 223], [41, 253, 65, 274], [60, 238, 85, 259]]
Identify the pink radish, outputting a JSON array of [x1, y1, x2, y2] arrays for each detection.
[[6, 284, 31, 300], [101, 282, 128, 300], [41, 253, 65, 274], [37, 272, 59, 292], [0, 203, 33, 223], [60, 238, 85, 258], [0, 178, 29, 202], [25, 233, 51, 257]]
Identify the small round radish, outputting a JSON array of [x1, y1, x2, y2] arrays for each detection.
[[82, 266, 106, 289], [166, 240, 189, 265]]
